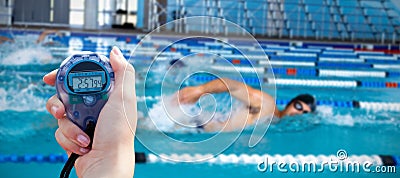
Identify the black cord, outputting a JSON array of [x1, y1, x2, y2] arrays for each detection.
[[60, 153, 79, 178], [60, 121, 96, 178]]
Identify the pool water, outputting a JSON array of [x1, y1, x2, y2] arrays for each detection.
[[0, 29, 399, 177]]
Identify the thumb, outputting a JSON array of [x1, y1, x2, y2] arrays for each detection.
[[94, 46, 137, 145], [108, 46, 136, 107], [109, 46, 136, 98], [108, 46, 137, 130]]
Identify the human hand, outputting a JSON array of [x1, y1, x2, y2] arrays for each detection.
[[176, 86, 204, 104], [44, 47, 137, 178]]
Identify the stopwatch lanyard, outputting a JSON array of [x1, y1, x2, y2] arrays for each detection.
[[60, 121, 96, 178]]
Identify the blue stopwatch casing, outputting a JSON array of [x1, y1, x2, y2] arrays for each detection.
[[56, 52, 114, 132]]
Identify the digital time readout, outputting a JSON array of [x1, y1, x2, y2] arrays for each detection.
[[68, 71, 105, 92], [72, 76, 102, 90]]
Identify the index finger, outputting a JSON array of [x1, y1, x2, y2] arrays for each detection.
[[43, 69, 58, 86]]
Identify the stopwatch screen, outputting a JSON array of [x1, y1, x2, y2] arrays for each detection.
[[68, 71, 105, 93], [72, 76, 102, 90]]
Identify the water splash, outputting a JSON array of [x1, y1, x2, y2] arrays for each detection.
[[316, 105, 400, 128], [141, 94, 234, 133], [0, 47, 54, 65], [0, 83, 48, 112], [316, 105, 355, 126]]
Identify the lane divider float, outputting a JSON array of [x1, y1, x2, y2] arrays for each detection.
[[193, 75, 400, 89], [0, 153, 398, 167]]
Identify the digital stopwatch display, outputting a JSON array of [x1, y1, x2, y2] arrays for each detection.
[[69, 71, 105, 92], [62, 59, 111, 94]]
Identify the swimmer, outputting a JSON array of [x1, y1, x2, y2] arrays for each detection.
[[44, 47, 137, 177], [36, 29, 69, 46], [176, 78, 316, 132], [169, 59, 186, 68], [0, 35, 13, 44]]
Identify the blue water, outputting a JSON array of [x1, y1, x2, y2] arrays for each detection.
[[1, 119, 399, 178], [0, 29, 399, 177]]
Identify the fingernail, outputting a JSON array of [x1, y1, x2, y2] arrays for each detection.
[[112, 46, 122, 56], [80, 147, 89, 154], [77, 134, 90, 147], [51, 106, 58, 115]]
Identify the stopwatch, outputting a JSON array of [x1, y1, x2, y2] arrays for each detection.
[[56, 52, 114, 133]]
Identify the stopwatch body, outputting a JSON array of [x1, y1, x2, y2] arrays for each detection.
[[56, 53, 114, 132]]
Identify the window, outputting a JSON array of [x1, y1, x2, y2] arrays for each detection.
[[98, 0, 114, 26], [70, 0, 85, 25], [68, 0, 137, 27]]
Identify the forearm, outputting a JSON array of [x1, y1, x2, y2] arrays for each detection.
[[200, 78, 247, 94], [200, 78, 261, 107]]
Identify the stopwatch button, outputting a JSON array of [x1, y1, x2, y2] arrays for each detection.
[[83, 95, 97, 106], [73, 111, 80, 118], [58, 76, 64, 81]]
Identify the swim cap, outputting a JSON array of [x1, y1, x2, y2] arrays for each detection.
[[286, 94, 316, 112], [169, 59, 185, 67]]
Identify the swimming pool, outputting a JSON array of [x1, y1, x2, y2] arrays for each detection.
[[0, 28, 399, 178]]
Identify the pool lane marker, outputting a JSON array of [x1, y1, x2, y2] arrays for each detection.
[[207, 64, 400, 78], [269, 68, 393, 78], [277, 100, 400, 111], [215, 59, 400, 71], [194, 75, 400, 89], [0, 153, 399, 166]]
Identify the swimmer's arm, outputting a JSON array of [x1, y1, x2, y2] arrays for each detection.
[[200, 78, 262, 107], [0, 36, 13, 42], [36, 30, 58, 43]]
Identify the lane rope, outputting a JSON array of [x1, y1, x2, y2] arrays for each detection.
[[1, 153, 398, 166], [193, 75, 400, 89]]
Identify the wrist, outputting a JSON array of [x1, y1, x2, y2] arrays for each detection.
[[81, 143, 134, 178], [104, 146, 134, 177], [198, 85, 206, 94]]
